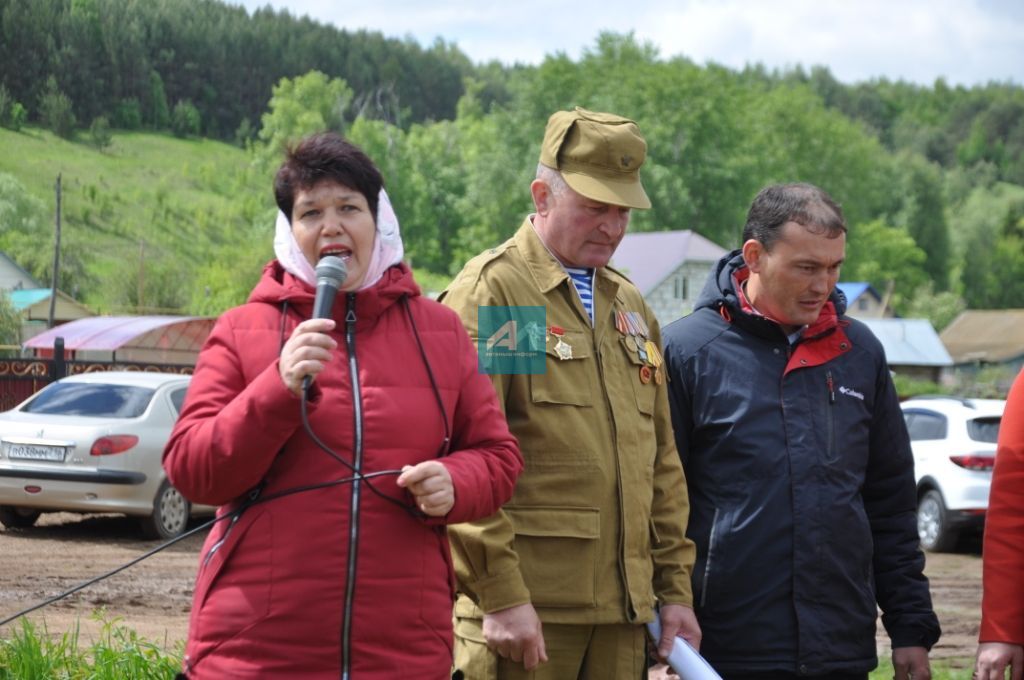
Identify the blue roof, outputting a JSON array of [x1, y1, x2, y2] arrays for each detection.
[[859, 319, 953, 366], [7, 289, 52, 311], [836, 282, 872, 304]]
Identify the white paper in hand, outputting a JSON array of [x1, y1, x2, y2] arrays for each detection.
[[646, 617, 722, 680]]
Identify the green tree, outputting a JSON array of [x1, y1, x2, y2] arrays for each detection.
[[0, 84, 27, 131], [113, 98, 142, 129], [955, 183, 1024, 308], [893, 152, 951, 290], [145, 69, 170, 129], [0, 290, 21, 354], [89, 115, 112, 149], [900, 282, 966, 333], [38, 75, 76, 138], [398, 121, 467, 272], [257, 70, 353, 164], [171, 99, 201, 137], [0, 173, 50, 280], [749, 84, 895, 232], [957, 94, 1024, 185], [843, 219, 929, 310]]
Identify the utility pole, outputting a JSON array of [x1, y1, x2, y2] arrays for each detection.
[[47, 174, 62, 329], [138, 239, 145, 313]]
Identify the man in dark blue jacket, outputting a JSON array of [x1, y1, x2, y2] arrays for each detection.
[[662, 183, 940, 680]]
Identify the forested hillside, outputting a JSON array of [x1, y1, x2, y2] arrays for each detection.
[[0, 0, 474, 138], [1, 1, 1022, 327]]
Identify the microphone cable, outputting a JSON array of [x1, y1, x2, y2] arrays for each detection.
[[0, 468, 403, 629], [297, 294, 453, 517], [0, 290, 458, 627]]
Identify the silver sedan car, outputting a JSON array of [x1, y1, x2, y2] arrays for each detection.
[[0, 371, 214, 539]]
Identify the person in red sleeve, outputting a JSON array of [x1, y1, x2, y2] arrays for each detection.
[[975, 369, 1024, 680], [163, 132, 522, 679]]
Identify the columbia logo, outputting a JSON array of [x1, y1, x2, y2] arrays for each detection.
[[839, 386, 864, 401]]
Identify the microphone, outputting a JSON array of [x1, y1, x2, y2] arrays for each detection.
[[303, 255, 348, 392]]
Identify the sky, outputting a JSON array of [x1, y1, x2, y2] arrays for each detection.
[[234, 0, 1023, 87]]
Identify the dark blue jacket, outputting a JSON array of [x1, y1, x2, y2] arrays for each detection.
[[662, 251, 940, 676]]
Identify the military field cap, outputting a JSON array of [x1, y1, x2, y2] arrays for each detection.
[[539, 106, 651, 210]]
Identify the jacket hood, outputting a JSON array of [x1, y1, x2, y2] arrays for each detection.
[[248, 260, 421, 327], [696, 249, 848, 317], [694, 249, 848, 341]]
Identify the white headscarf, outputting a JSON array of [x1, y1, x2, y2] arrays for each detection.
[[273, 188, 404, 291]]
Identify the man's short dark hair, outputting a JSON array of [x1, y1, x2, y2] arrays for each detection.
[[742, 183, 846, 250], [274, 132, 384, 222]]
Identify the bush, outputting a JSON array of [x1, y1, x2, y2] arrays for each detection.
[[171, 99, 201, 137], [7, 102, 26, 131], [893, 373, 951, 400], [0, 84, 26, 131], [89, 116, 113, 149], [234, 117, 254, 147], [146, 70, 170, 129], [113, 98, 142, 129], [38, 76, 76, 139]]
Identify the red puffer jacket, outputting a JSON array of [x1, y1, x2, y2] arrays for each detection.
[[164, 261, 521, 679]]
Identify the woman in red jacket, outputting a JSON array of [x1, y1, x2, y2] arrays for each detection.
[[163, 132, 522, 679], [976, 369, 1024, 680]]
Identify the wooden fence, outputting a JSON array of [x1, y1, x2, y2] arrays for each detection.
[[0, 357, 193, 412]]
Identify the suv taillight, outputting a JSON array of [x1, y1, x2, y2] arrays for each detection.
[[90, 435, 140, 456], [949, 454, 995, 471]]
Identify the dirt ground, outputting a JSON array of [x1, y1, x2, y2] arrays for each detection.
[[0, 513, 983, 671], [0, 512, 201, 650]]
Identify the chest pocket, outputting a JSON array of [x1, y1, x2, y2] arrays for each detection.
[[530, 329, 594, 407], [618, 335, 657, 416]]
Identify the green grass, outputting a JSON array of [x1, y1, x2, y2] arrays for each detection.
[[0, 125, 266, 314], [870, 655, 974, 679], [0, 614, 976, 679], [0, 613, 182, 678]]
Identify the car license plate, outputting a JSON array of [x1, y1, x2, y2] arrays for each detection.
[[6, 444, 67, 462]]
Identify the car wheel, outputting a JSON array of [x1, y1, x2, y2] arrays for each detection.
[[140, 479, 190, 540], [917, 489, 957, 552], [0, 506, 41, 529]]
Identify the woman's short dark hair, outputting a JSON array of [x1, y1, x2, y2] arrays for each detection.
[[742, 183, 846, 251], [274, 132, 384, 222]]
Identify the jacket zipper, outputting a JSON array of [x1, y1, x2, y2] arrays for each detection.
[[201, 485, 262, 567], [341, 295, 363, 680], [700, 507, 721, 608], [202, 513, 240, 566], [594, 335, 632, 619], [825, 370, 836, 462]]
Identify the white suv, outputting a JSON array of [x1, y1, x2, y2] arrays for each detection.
[[900, 396, 1005, 552]]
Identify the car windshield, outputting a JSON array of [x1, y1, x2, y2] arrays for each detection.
[[968, 416, 1001, 443], [21, 383, 156, 418]]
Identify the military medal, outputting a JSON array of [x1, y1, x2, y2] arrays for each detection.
[[627, 313, 649, 363], [639, 365, 652, 384], [645, 340, 661, 366], [549, 326, 573, 360], [644, 340, 665, 384], [615, 311, 628, 335], [614, 312, 635, 352]]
